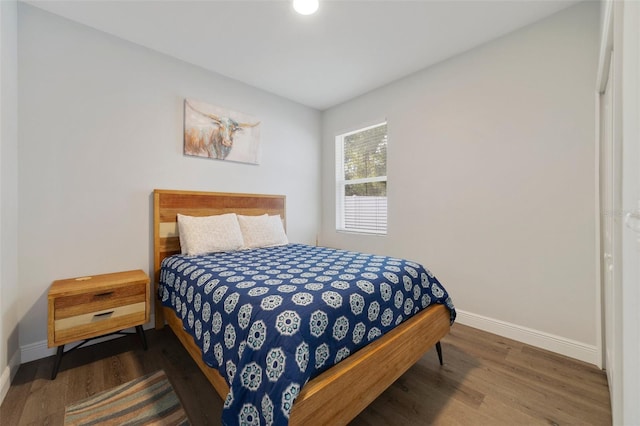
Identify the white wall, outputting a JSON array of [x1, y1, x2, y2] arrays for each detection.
[[17, 4, 321, 359], [320, 2, 600, 363], [0, 0, 21, 403]]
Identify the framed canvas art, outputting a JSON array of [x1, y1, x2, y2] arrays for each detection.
[[184, 99, 261, 165]]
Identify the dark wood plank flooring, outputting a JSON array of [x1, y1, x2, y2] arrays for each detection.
[[0, 324, 611, 425]]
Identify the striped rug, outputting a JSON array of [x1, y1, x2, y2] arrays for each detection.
[[64, 370, 189, 425]]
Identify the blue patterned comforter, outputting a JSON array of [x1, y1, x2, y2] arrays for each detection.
[[159, 244, 455, 425]]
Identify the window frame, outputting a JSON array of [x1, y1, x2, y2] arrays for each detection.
[[335, 121, 388, 235]]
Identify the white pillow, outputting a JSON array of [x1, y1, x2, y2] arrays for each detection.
[[237, 214, 289, 249], [177, 213, 244, 255]]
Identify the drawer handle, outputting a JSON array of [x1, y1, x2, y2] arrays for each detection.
[[93, 311, 114, 319], [94, 291, 114, 298]]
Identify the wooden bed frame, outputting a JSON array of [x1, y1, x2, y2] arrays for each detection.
[[153, 189, 451, 424]]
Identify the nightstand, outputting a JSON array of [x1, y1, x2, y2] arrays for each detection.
[[47, 269, 150, 379]]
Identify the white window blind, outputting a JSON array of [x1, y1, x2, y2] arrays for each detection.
[[336, 122, 387, 234]]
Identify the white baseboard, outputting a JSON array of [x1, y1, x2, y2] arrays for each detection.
[[20, 339, 57, 364], [455, 309, 599, 366], [0, 348, 21, 406], [15, 311, 599, 370], [20, 316, 156, 364]]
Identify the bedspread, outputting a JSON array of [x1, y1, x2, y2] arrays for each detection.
[[159, 244, 455, 425]]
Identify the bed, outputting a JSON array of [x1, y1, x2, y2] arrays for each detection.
[[153, 189, 455, 425]]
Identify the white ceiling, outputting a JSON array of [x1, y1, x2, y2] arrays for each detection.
[[25, 0, 582, 110]]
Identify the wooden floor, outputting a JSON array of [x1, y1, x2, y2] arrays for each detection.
[[0, 323, 611, 425]]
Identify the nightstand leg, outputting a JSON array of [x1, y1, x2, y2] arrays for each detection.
[[136, 325, 148, 350], [435, 341, 443, 365], [51, 345, 64, 380]]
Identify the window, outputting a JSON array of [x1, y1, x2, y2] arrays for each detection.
[[336, 122, 387, 234]]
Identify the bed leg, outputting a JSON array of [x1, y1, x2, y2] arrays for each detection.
[[435, 341, 443, 365]]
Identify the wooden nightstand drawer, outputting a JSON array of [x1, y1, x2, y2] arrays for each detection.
[[54, 282, 146, 319], [54, 302, 147, 344]]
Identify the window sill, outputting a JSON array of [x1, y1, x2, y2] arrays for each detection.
[[336, 229, 387, 237]]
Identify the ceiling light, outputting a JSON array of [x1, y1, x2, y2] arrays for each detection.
[[293, 0, 319, 15]]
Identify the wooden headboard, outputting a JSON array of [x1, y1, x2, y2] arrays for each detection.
[[153, 189, 286, 328]]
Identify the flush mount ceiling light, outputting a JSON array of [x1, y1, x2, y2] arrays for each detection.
[[293, 0, 319, 15]]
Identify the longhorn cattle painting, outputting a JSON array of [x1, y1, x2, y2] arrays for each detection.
[[184, 99, 261, 164]]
